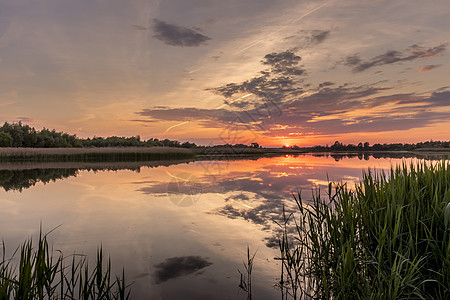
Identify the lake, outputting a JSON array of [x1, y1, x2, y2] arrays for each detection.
[[0, 153, 442, 299]]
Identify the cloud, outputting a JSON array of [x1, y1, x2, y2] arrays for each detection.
[[135, 44, 450, 139], [152, 19, 211, 47], [207, 50, 306, 103], [153, 256, 212, 283], [279, 90, 450, 134], [137, 107, 237, 124], [318, 81, 334, 88], [418, 64, 441, 72], [427, 90, 450, 106], [310, 30, 330, 43], [345, 44, 447, 72], [216, 204, 266, 225], [285, 30, 331, 48], [129, 119, 156, 123], [132, 25, 148, 31], [261, 50, 305, 76], [132, 159, 388, 247], [16, 117, 34, 123], [136, 84, 450, 137], [224, 193, 250, 202]]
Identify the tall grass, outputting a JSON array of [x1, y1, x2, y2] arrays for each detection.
[[275, 160, 449, 299], [0, 230, 130, 299], [0, 147, 195, 163], [238, 246, 256, 300]]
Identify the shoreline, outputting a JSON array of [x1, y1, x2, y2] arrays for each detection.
[[0, 147, 448, 165]]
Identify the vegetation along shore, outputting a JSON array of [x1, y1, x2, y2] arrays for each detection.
[[0, 122, 449, 163], [240, 160, 450, 299], [0, 230, 130, 299]]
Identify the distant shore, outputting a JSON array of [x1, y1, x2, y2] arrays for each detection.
[[0, 146, 448, 163]]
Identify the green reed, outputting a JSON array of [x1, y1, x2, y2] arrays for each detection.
[[0, 152, 194, 163], [0, 231, 130, 299], [273, 160, 449, 299], [239, 246, 256, 300]]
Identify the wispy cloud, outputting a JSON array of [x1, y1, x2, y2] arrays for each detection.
[[418, 64, 442, 72], [16, 117, 34, 123], [134, 33, 450, 140], [344, 44, 447, 72], [152, 19, 211, 47], [286, 30, 331, 48]]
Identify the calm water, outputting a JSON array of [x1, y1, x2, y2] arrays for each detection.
[[0, 154, 438, 299]]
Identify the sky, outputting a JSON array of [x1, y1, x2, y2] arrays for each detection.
[[0, 0, 449, 147]]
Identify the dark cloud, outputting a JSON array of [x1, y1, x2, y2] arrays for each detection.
[[261, 50, 305, 76], [132, 25, 148, 31], [277, 91, 450, 134], [154, 256, 212, 283], [16, 117, 34, 123], [152, 19, 211, 47], [345, 44, 447, 72], [223, 99, 250, 109], [318, 81, 334, 88], [129, 119, 156, 123], [135, 44, 449, 138], [286, 30, 331, 48], [409, 44, 447, 58], [216, 204, 266, 225], [135, 83, 450, 137], [208, 50, 306, 103], [310, 30, 330, 43], [427, 90, 450, 106], [213, 83, 241, 98], [224, 193, 250, 202], [418, 64, 441, 72]]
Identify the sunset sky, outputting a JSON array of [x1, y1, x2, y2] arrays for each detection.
[[1, 0, 449, 146]]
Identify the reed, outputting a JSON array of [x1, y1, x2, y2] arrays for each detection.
[[0, 147, 195, 162], [274, 160, 449, 299], [238, 246, 256, 300], [0, 230, 131, 299]]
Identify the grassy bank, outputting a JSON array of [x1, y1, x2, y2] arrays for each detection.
[[0, 231, 130, 299], [270, 161, 450, 299], [0, 147, 195, 162], [0, 146, 306, 163]]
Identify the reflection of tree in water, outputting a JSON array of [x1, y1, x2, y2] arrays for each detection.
[[313, 152, 442, 162], [0, 160, 193, 192], [0, 169, 79, 192], [0, 167, 140, 192]]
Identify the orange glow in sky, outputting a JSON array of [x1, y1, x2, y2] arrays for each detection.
[[0, 0, 449, 146]]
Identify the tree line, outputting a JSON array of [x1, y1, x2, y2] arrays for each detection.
[[0, 122, 197, 148], [286, 140, 450, 152]]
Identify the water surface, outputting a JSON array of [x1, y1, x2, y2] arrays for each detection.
[[0, 154, 439, 299]]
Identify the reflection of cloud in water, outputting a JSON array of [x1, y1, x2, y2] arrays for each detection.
[[134, 156, 391, 247], [154, 256, 212, 284], [224, 192, 250, 202]]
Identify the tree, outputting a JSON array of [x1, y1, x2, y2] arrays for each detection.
[[330, 141, 343, 151], [0, 132, 13, 147]]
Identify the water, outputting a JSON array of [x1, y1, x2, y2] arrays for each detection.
[[0, 154, 439, 299]]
